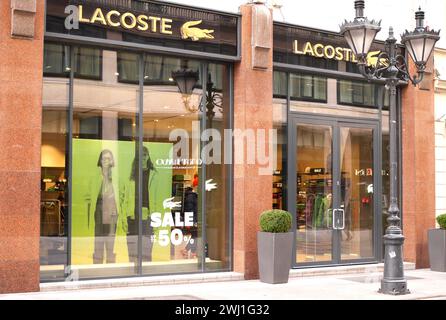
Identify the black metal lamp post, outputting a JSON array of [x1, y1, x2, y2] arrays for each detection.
[[340, 0, 440, 295]]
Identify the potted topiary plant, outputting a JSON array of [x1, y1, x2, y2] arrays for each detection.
[[257, 209, 293, 284], [428, 214, 446, 272]]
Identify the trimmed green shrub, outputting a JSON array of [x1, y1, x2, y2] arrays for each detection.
[[260, 210, 292, 233], [437, 214, 446, 230]]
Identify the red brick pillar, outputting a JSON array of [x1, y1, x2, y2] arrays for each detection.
[[233, 3, 274, 279], [0, 0, 45, 293], [401, 57, 436, 268]]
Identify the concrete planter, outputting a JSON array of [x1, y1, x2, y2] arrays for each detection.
[[428, 229, 446, 272], [257, 232, 293, 284]]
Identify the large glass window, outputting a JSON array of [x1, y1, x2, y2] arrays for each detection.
[[338, 80, 389, 109], [273, 71, 287, 99], [73, 47, 102, 80], [40, 44, 71, 282], [41, 41, 232, 281], [204, 63, 231, 272], [71, 49, 139, 279], [44, 43, 102, 80], [290, 74, 327, 102], [141, 55, 231, 274], [43, 42, 69, 76]]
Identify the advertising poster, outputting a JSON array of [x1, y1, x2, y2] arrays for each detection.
[[71, 139, 173, 265]]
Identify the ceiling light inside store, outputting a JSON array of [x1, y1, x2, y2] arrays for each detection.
[[169, 78, 174, 82]]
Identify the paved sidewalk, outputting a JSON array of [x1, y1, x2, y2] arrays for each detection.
[[1, 269, 446, 300]]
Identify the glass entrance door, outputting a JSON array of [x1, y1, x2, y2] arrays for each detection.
[[339, 125, 376, 262], [293, 122, 334, 264], [289, 117, 379, 267]]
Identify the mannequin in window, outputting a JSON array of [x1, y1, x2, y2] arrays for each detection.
[[85, 149, 121, 264], [123, 146, 157, 264]]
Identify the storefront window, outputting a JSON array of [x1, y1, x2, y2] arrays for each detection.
[[204, 63, 231, 272], [71, 48, 139, 279], [41, 41, 232, 281], [142, 55, 203, 274], [40, 43, 70, 281], [141, 56, 231, 274]]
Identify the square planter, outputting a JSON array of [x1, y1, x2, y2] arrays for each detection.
[[257, 231, 293, 284], [428, 229, 446, 272]]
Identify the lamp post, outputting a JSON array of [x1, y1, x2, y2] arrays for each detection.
[[340, 0, 440, 295]]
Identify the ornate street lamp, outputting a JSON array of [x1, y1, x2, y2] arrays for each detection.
[[340, 0, 440, 295], [340, 0, 382, 61]]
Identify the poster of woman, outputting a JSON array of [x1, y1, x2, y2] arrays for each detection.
[[71, 139, 173, 272]]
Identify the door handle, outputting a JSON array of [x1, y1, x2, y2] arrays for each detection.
[[331, 209, 337, 230], [338, 209, 345, 230], [332, 209, 345, 230]]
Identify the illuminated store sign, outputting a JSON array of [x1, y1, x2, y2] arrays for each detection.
[[293, 40, 359, 63], [293, 40, 387, 67], [76, 5, 215, 41], [46, 0, 239, 57], [77, 5, 174, 34], [273, 24, 402, 70]]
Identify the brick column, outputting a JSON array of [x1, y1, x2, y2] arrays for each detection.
[[233, 3, 274, 280], [0, 0, 45, 293], [401, 57, 436, 268]]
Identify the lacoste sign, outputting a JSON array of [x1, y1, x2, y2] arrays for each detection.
[[292, 40, 388, 67], [65, 5, 215, 41]]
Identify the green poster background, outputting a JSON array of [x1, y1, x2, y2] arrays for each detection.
[[71, 139, 173, 265]]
